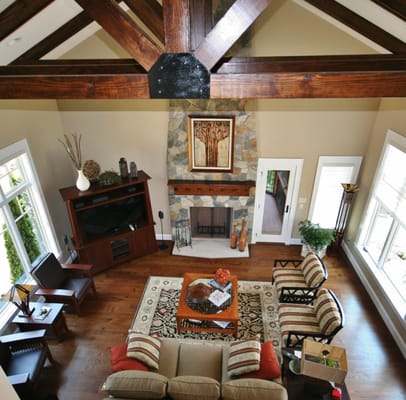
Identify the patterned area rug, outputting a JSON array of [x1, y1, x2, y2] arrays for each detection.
[[130, 276, 281, 352]]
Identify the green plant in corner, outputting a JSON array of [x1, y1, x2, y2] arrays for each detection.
[[298, 219, 335, 253]]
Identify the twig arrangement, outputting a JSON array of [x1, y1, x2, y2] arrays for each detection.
[[58, 133, 83, 170]]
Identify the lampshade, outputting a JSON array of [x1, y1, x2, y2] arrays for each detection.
[[9, 284, 35, 317]]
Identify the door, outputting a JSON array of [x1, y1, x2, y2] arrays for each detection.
[[252, 158, 303, 244]]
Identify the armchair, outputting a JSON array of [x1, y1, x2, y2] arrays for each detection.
[[272, 252, 328, 303], [31, 252, 96, 315], [0, 329, 54, 399], [278, 288, 344, 348]]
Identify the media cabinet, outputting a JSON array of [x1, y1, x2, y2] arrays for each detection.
[[59, 170, 157, 273]]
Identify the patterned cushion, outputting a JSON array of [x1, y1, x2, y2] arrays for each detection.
[[127, 333, 161, 370], [227, 337, 261, 377], [273, 268, 307, 294], [300, 253, 325, 287], [314, 289, 342, 335], [278, 303, 320, 347]]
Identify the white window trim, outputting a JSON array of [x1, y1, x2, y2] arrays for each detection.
[[356, 129, 406, 318], [308, 156, 363, 227]]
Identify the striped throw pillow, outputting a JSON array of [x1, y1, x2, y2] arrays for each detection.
[[314, 289, 342, 335], [227, 337, 261, 377], [300, 253, 325, 287], [127, 333, 161, 370]]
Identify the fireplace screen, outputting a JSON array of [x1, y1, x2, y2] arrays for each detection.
[[190, 207, 232, 238]]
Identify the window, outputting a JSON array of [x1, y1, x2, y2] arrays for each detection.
[[309, 156, 362, 228], [357, 130, 406, 316], [0, 139, 59, 322]]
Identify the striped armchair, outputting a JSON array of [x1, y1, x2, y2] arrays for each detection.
[[272, 252, 327, 304], [278, 288, 344, 348]]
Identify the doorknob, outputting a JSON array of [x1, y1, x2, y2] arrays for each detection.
[[285, 205, 289, 213]]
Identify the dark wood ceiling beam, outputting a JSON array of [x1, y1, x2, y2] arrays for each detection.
[[370, 0, 406, 22], [162, 0, 190, 52], [11, 11, 93, 64], [216, 54, 406, 73], [305, 0, 406, 54], [0, 56, 405, 99], [0, 75, 150, 99], [189, 0, 213, 51], [74, 0, 162, 70], [194, 0, 272, 70], [210, 71, 406, 98], [0, 0, 55, 40], [124, 0, 165, 43]]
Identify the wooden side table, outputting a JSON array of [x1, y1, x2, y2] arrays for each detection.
[[12, 302, 69, 340], [282, 351, 350, 400]]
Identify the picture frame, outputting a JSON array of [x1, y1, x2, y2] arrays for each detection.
[[188, 116, 235, 172]]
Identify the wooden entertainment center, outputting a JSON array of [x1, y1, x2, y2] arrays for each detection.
[[59, 170, 157, 274]]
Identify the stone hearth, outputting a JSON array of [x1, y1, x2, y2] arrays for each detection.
[[167, 99, 258, 241]]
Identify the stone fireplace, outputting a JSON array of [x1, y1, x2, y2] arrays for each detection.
[[167, 99, 258, 243]]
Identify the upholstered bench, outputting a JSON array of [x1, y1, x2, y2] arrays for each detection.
[[101, 334, 288, 400], [273, 252, 328, 303], [278, 288, 344, 348]]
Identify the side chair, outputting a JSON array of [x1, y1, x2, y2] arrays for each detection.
[[31, 252, 96, 315], [0, 329, 54, 399], [278, 288, 345, 348], [272, 252, 328, 304]]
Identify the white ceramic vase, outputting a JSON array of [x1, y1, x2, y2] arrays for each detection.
[[76, 169, 90, 191]]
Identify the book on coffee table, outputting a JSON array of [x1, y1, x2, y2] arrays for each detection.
[[208, 289, 231, 307], [208, 279, 232, 292]]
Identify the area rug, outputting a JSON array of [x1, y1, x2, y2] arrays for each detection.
[[129, 276, 281, 352]]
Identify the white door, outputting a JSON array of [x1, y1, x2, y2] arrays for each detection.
[[252, 158, 303, 244]]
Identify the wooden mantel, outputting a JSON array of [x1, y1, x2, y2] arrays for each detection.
[[168, 179, 255, 196]]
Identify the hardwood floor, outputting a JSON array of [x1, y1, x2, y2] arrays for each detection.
[[34, 243, 405, 400]]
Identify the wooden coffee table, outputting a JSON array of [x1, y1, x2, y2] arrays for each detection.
[[176, 272, 238, 337]]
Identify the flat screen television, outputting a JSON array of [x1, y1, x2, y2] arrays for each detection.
[[78, 196, 145, 237]]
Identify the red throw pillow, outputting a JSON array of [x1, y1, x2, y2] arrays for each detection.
[[110, 343, 149, 372], [241, 341, 281, 380]]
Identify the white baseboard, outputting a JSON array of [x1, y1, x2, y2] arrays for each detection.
[[342, 241, 406, 359]]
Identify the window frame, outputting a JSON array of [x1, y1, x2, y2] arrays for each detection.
[[0, 139, 60, 331], [308, 156, 363, 228], [356, 129, 406, 317]]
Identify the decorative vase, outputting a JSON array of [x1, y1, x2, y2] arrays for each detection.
[[230, 225, 237, 249], [238, 219, 247, 252], [76, 169, 90, 191]]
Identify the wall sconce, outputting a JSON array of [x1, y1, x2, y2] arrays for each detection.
[[9, 284, 35, 317]]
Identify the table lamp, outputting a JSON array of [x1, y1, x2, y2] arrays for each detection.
[[9, 284, 35, 317]]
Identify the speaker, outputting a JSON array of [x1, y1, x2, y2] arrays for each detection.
[[158, 210, 168, 250]]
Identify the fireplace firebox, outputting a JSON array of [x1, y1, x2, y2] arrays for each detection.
[[190, 207, 232, 238]]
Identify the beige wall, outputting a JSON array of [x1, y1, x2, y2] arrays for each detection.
[[256, 98, 379, 236], [252, 0, 377, 56], [0, 100, 73, 258], [57, 99, 170, 235], [0, 1, 405, 255]]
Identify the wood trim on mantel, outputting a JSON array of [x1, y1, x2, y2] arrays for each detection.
[[168, 179, 255, 196]]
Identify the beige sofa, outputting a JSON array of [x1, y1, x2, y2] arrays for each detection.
[[101, 338, 288, 400]]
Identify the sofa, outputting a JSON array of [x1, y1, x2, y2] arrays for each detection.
[[101, 334, 288, 400]]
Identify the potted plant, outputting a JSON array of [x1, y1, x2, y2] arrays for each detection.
[[298, 219, 334, 258]]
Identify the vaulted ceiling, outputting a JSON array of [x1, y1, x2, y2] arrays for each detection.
[[0, 0, 405, 99]]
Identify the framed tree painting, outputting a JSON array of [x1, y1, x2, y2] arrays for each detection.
[[188, 116, 235, 172]]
